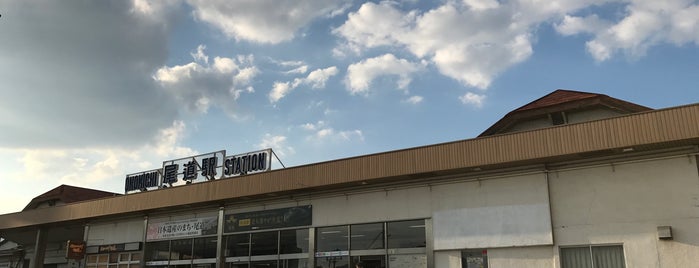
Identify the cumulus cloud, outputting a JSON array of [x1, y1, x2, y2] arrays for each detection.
[[459, 92, 486, 107], [187, 0, 347, 43], [579, 1, 699, 61], [268, 66, 339, 102], [154, 46, 259, 115], [335, 2, 532, 89], [0, 0, 179, 148], [345, 54, 423, 95], [335, 0, 699, 90], [257, 134, 295, 158]]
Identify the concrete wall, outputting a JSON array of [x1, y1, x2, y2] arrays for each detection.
[[549, 156, 699, 267]]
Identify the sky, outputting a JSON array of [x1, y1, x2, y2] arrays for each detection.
[[0, 0, 698, 214]]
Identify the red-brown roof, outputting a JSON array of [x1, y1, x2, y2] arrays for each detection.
[[513, 90, 601, 112], [479, 89, 652, 137], [23, 185, 119, 211]]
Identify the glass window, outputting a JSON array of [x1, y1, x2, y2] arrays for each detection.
[[229, 263, 249, 268], [352, 255, 386, 268], [280, 229, 309, 254], [561, 245, 625, 268], [351, 223, 384, 250], [387, 220, 426, 248], [251, 231, 278, 256], [280, 259, 308, 268], [461, 250, 487, 268], [145, 241, 170, 261], [315, 256, 348, 268], [171, 239, 193, 260], [193, 237, 218, 259], [316, 226, 348, 252], [226, 234, 251, 257], [250, 260, 278, 268], [132, 253, 142, 262]]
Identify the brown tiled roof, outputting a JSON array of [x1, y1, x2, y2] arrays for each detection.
[[479, 89, 653, 137], [23, 185, 119, 211], [513, 89, 601, 112]]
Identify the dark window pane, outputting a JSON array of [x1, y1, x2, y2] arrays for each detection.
[[461, 250, 488, 268], [560, 247, 592, 268], [316, 226, 348, 252], [145, 241, 170, 261], [226, 234, 250, 257], [351, 223, 384, 250], [193, 237, 218, 259], [592, 246, 625, 268], [229, 263, 249, 268], [387, 220, 426, 248], [171, 239, 193, 260], [251, 231, 278, 256], [315, 256, 348, 268], [280, 259, 308, 268], [251, 260, 278, 268], [280, 229, 309, 254]]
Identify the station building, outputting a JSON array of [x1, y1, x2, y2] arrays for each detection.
[[1, 89, 698, 268]]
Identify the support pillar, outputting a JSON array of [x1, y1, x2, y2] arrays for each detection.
[[216, 206, 225, 268], [30, 227, 47, 268]]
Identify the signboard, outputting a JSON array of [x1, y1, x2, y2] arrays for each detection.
[[66, 240, 86, 260], [147, 216, 218, 240], [125, 149, 274, 194], [224, 205, 312, 232]]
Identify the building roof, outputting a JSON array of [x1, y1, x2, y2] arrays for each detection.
[[0, 94, 697, 231], [23, 184, 120, 211], [479, 89, 653, 137]]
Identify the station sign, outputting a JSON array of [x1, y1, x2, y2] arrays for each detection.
[[224, 205, 312, 232], [125, 149, 273, 194]]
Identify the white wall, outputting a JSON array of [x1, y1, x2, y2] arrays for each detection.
[[487, 246, 553, 268], [550, 156, 699, 267], [87, 219, 144, 246], [431, 174, 552, 250], [434, 251, 461, 268]]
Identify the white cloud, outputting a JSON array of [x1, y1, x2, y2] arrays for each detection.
[[555, 15, 610, 36], [335, 2, 533, 89], [300, 122, 364, 143], [187, 0, 347, 43], [0, 120, 197, 214], [345, 54, 422, 95], [269, 82, 293, 103], [257, 134, 295, 158], [551, 0, 699, 62], [305, 66, 339, 89], [336, 0, 699, 89], [154, 45, 259, 115], [459, 92, 486, 107], [285, 65, 309, 75], [269, 66, 339, 102], [404, 95, 424, 104]]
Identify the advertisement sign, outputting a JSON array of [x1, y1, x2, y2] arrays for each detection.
[[224, 205, 312, 232], [66, 240, 86, 260], [147, 216, 218, 240]]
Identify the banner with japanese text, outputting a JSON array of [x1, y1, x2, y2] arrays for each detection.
[[147, 216, 218, 240]]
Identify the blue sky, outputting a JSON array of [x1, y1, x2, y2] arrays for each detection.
[[1, 0, 698, 214]]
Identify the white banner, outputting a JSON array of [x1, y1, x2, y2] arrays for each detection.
[[147, 216, 218, 240]]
